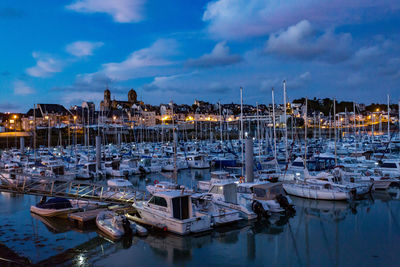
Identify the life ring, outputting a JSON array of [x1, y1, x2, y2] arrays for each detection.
[[239, 176, 245, 183], [154, 179, 159, 185]]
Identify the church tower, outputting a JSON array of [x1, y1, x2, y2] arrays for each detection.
[[104, 89, 111, 109], [128, 89, 137, 103]]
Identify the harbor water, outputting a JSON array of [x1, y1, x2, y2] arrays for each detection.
[[0, 169, 399, 266]]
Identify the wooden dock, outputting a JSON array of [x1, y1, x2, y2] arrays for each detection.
[[68, 206, 136, 228], [69, 208, 108, 228]]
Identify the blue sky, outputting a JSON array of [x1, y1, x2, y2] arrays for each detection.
[[0, 0, 399, 112]]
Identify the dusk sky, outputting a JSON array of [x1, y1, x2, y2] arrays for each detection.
[[0, 0, 399, 112]]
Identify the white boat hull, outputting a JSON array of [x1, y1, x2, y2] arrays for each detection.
[[283, 183, 350, 200]]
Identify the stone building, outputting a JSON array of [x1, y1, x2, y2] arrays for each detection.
[[100, 88, 142, 111]]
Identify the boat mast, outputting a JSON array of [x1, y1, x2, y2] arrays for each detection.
[[88, 105, 90, 149], [372, 108, 375, 141], [283, 81, 288, 162], [170, 101, 177, 184], [33, 104, 37, 162], [219, 101, 223, 144], [334, 98, 337, 165], [353, 101, 356, 150], [256, 102, 261, 159], [272, 88, 277, 162], [304, 98, 308, 164], [47, 113, 51, 149], [387, 94, 390, 139], [240, 87, 244, 177]]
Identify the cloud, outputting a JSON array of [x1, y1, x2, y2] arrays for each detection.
[[66, 41, 104, 57], [186, 41, 242, 68], [66, 0, 146, 23], [13, 80, 35, 95], [143, 71, 234, 97], [26, 52, 63, 78], [53, 72, 112, 92], [100, 38, 179, 80], [260, 71, 311, 91], [265, 20, 352, 63], [202, 0, 400, 40]]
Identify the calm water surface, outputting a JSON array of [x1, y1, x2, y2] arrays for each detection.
[[0, 169, 399, 266]]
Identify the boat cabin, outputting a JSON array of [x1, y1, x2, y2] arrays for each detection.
[[252, 183, 286, 201], [147, 191, 193, 220], [208, 182, 237, 204]]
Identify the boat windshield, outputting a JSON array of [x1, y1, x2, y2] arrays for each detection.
[[149, 196, 168, 207]]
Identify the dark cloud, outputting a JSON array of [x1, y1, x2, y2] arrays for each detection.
[[265, 20, 353, 63], [203, 0, 400, 40], [186, 42, 242, 68]]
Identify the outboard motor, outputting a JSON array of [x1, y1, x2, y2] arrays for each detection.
[[252, 200, 269, 218], [276, 194, 295, 213], [350, 188, 357, 200], [122, 217, 133, 236]]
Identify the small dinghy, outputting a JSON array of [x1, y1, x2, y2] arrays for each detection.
[[96, 211, 134, 240], [124, 213, 149, 236], [131, 221, 148, 236], [30, 197, 79, 218]]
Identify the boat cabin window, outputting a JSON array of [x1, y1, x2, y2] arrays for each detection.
[[209, 185, 223, 194], [172, 196, 189, 220], [149, 196, 168, 207], [52, 166, 64, 175], [112, 161, 120, 170], [253, 188, 266, 198], [237, 186, 252, 194], [292, 162, 303, 167], [88, 164, 96, 172], [270, 186, 283, 196], [381, 163, 397, 168]]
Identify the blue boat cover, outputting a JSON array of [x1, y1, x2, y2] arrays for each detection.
[[37, 197, 72, 209]]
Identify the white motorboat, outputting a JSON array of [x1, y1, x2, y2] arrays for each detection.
[[186, 155, 210, 169], [197, 171, 237, 191], [376, 160, 400, 178], [207, 182, 258, 220], [146, 180, 193, 195], [240, 182, 295, 214], [191, 193, 242, 226], [30, 197, 80, 218], [96, 211, 134, 240], [130, 191, 212, 235]]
